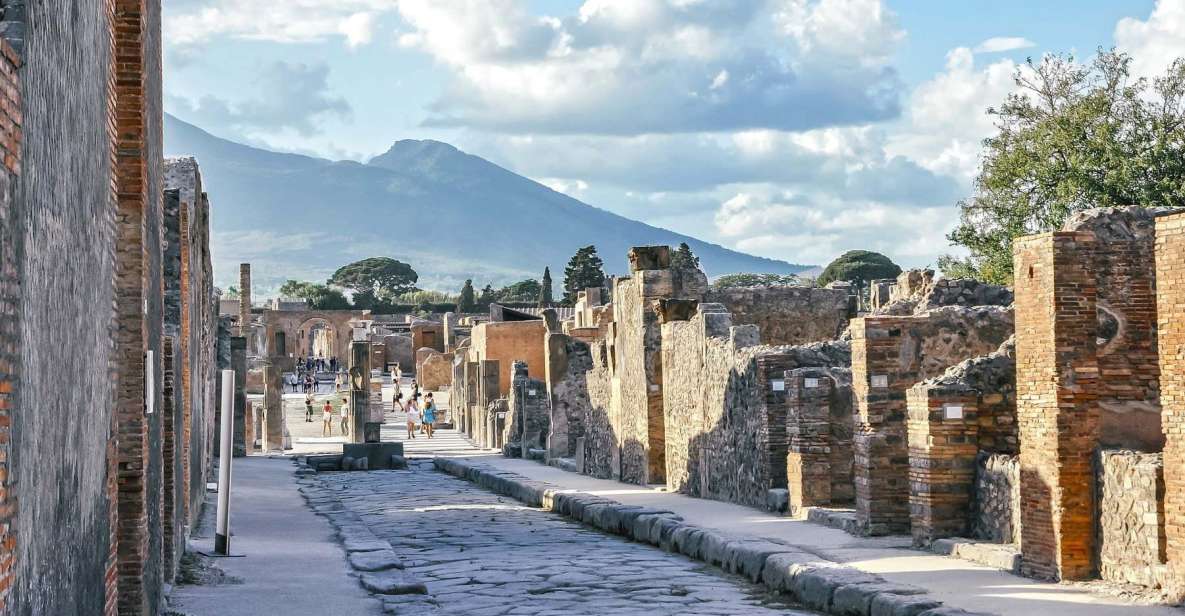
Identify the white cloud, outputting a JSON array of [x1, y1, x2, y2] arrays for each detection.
[[973, 36, 1036, 54], [167, 62, 351, 138], [887, 47, 1019, 181], [395, 0, 906, 134], [537, 178, 590, 197], [164, 0, 398, 48], [1115, 0, 1185, 78]]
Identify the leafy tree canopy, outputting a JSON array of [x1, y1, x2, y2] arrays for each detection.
[[944, 50, 1185, 284], [712, 273, 801, 289], [278, 280, 351, 310], [458, 279, 477, 313], [563, 245, 606, 305], [816, 250, 901, 286], [497, 278, 541, 302], [671, 242, 700, 270], [539, 267, 554, 307], [477, 284, 496, 309], [328, 257, 418, 298]]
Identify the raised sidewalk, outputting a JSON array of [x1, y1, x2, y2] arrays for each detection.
[[412, 429, 1176, 616]]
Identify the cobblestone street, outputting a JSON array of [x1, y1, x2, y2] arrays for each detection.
[[313, 463, 816, 616]]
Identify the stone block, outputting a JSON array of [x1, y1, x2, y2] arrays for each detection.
[[348, 549, 403, 572], [627, 245, 671, 271], [343, 442, 406, 470], [767, 489, 789, 513], [360, 572, 428, 595], [832, 582, 928, 616], [870, 593, 943, 616]]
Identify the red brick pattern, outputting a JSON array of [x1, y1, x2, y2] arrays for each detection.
[[906, 385, 979, 545], [1013, 232, 1100, 581], [0, 37, 20, 613], [1155, 213, 1185, 599], [112, 0, 152, 611]]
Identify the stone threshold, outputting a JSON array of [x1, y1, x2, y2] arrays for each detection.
[[929, 539, 1021, 574], [434, 457, 988, 616]]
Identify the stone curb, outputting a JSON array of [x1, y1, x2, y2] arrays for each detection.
[[293, 466, 432, 613], [433, 457, 997, 616], [930, 538, 1021, 574]]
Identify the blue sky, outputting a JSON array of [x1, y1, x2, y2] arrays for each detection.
[[164, 0, 1179, 270]]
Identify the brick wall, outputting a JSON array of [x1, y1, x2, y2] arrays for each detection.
[[786, 366, 854, 515], [1013, 232, 1099, 581], [0, 31, 19, 613], [851, 306, 1013, 536], [1155, 212, 1185, 599]]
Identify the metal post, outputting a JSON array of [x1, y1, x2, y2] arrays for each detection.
[[216, 369, 234, 555]]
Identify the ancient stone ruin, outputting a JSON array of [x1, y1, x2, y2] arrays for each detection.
[[443, 209, 1185, 598]]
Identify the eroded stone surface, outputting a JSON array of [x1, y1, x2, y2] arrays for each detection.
[[317, 468, 814, 616]]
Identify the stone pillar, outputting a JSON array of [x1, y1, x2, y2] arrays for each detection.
[[443, 312, 457, 351], [350, 341, 371, 443], [906, 384, 980, 546], [478, 359, 500, 448], [230, 336, 247, 456], [850, 317, 913, 536], [262, 364, 284, 451], [545, 331, 573, 460], [1013, 231, 1099, 581], [238, 263, 251, 338], [465, 361, 479, 438], [786, 368, 835, 516], [244, 400, 257, 455], [368, 377, 383, 442], [1156, 213, 1185, 599]]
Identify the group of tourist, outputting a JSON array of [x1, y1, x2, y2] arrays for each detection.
[[304, 392, 351, 437], [396, 383, 438, 439], [297, 355, 339, 373]]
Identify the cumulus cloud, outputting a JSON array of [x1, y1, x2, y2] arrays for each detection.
[[164, 0, 396, 47], [395, 0, 905, 134], [167, 62, 351, 137], [887, 47, 1019, 181], [973, 37, 1036, 54], [1116, 0, 1185, 78]]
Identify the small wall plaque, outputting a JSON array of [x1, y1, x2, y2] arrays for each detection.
[[871, 374, 888, 388], [770, 379, 785, 392], [528, 389, 538, 397], [944, 404, 964, 420], [145, 350, 155, 415], [804, 377, 820, 389]]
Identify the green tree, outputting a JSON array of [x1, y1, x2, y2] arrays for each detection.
[[816, 250, 901, 287], [224, 285, 240, 299], [478, 284, 496, 309], [945, 50, 1185, 284], [277, 279, 350, 310], [712, 273, 800, 289], [497, 278, 542, 302], [538, 267, 554, 307], [562, 245, 606, 305], [671, 242, 700, 270], [328, 257, 418, 298], [458, 279, 477, 313]]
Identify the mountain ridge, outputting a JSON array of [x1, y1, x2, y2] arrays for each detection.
[[163, 114, 811, 296]]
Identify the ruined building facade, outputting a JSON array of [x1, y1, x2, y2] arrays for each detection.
[[0, 3, 221, 614]]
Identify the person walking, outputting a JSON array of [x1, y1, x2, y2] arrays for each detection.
[[339, 397, 350, 436], [305, 393, 314, 422], [322, 400, 334, 436], [405, 395, 420, 440], [422, 393, 437, 439]]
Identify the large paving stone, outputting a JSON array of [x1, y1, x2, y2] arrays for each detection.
[[348, 549, 403, 572], [360, 572, 428, 595]]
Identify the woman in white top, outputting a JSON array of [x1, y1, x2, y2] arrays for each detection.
[[339, 398, 350, 436], [405, 396, 421, 440]]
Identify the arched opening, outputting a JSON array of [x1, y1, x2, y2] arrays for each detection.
[[296, 317, 337, 359]]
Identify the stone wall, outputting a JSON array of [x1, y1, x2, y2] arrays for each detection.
[[660, 303, 851, 510], [705, 286, 850, 346], [1097, 450, 1167, 589], [544, 332, 592, 460], [503, 361, 550, 457], [384, 334, 413, 373], [851, 306, 1013, 536], [906, 337, 1017, 545], [971, 453, 1020, 544], [877, 269, 1013, 316], [0, 2, 218, 611], [417, 351, 453, 392]]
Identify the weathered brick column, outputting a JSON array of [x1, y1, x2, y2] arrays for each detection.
[[786, 368, 835, 515], [1156, 212, 1185, 599], [230, 336, 247, 456], [238, 263, 251, 339], [349, 341, 370, 444], [1013, 231, 1099, 581], [906, 384, 979, 546], [464, 360, 479, 437], [262, 364, 284, 451]]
